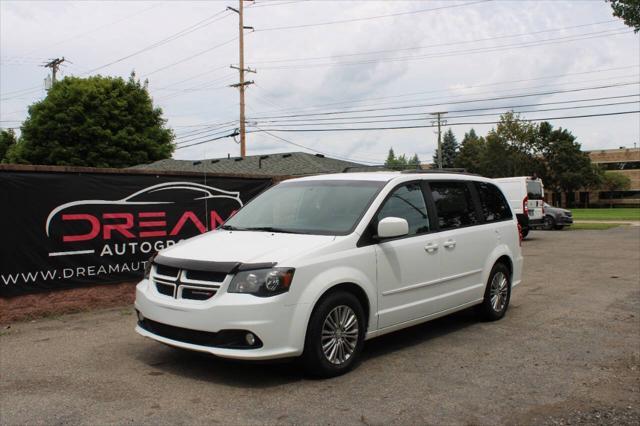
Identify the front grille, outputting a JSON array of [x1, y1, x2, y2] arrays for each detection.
[[152, 264, 224, 301], [138, 318, 262, 349], [155, 281, 175, 297], [184, 270, 226, 283], [156, 264, 179, 277], [181, 287, 217, 300]]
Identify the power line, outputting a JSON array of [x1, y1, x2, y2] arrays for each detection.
[[247, 0, 308, 9], [252, 87, 640, 124], [82, 10, 231, 76], [246, 65, 639, 118], [253, 93, 640, 124], [175, 127, 240, 145], [252, 19, 620, 64], [143, 37, 238, 78], [256, 0, 490, 32], [247, 65, 639, 116], [252, 126, 384, 164], [259, 28, 631, 70], [249, 110, 640, 133], [174, 121, 238, 139], [249, 81, 640, 119], [174, 131, 239, 150], [251, 100, 639, 127], [22, 4, 161, 56]]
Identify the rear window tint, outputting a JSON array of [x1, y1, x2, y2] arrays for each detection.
[[527, 180, 543, 200], [474, 182, 513, 222], [430, 182, 479, 230]]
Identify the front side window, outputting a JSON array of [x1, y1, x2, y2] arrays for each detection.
[[377, 183, 430, 236], [430, 181, 479, 230], [474, 182, 513, 222], [223, 180, 384, 235]]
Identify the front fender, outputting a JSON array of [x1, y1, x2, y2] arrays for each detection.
[[293, 265, 377, 334]]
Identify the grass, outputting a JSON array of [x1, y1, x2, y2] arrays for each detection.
[[571, 208, 640, 221], [568, 222, 623, 230]]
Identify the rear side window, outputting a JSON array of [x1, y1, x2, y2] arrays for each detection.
[[474, 182, 513, 222], [377, 183, 430, 236], [429, 181, 479, 230], [527, 180, 543, 200]]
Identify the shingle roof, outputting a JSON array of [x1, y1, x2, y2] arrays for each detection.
[[131, 152, 365, 176]]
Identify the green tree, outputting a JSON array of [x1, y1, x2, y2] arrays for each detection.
[[385, 147, 419, 170], [467, 112, 543, 178], [408, 153, 420, 168], [454, 128, 485, 173], [432, 128, 458, 168], [607, 0, 640, 32], [0, 129, 17, 162], [8, 73, 174, 167], [538, 122, 600, 202], [601, 171, 631, 207]]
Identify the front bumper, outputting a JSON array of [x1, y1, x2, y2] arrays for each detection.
[[559, 216, 573, 225], [134, 279, 309, 360]]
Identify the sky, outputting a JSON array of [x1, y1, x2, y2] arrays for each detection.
[[1, 0, 639, 165]]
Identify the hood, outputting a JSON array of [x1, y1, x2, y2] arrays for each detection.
[[160, 230, 336, 265]]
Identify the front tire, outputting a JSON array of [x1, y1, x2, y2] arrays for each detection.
[[544, 216, 555, 231], [478, 263, 511, 321], [302, 291, 365, 378]]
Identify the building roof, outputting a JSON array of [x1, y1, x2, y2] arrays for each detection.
[[131, 152, 365, 176]]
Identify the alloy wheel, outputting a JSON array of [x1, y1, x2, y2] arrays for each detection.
[[490, 272, 509, 312], [321, 305, 359, 365]]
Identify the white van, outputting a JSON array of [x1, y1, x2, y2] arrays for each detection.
[[135, 171, 523, 377], [494, 176, 544, 238]]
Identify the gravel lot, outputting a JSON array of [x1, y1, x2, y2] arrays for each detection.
[[1, 227, 639, 425]]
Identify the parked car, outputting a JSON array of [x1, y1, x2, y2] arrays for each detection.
[[135, 171, 523, 377], [536, 203, 573, 230], [494, 176, 545, 238]]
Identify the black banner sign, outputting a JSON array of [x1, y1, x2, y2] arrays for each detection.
[[0, 171, 272, 296]]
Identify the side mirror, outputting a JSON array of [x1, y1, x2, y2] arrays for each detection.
[[377, 217, 409, 239]]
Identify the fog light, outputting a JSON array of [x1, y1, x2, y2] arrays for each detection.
[[245, 332, 256, 346], [136, 310, 144, 322]]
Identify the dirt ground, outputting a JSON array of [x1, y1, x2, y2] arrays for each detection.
[[1, 227, 639, 425], [0, 281, 137, 324]]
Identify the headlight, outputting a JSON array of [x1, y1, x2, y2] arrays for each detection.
[[228, 268, 295, 297]]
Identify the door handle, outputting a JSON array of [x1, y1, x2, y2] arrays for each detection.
[[443, 239, 457, 249], [424, 242, 439, 253]]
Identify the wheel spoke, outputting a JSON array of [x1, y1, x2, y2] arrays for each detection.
[[321, 305, 359, 365]]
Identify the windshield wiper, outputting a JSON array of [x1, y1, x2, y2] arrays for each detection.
[[243, 226, 299, 234], [220, 224, 245, 231]]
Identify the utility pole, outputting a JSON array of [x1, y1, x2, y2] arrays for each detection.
[[430, 112, 447, 169], [43, 57, 66, 85], [228, 1, 256, 158]]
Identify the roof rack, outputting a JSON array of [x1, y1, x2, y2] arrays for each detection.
[[400, 168, 476, 175], [342, 165, 390, 173]]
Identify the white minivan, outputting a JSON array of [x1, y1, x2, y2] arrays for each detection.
[[135, 172, 523, 377]]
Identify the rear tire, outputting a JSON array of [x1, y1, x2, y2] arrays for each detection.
[[302, 291, 366, 378], [521, 227, 530, 238], [478, 262, 511, 321]]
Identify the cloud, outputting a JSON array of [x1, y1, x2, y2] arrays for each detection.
[[1, 0, 638, 164]]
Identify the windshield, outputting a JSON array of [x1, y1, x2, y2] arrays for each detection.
[[223, 180, 385, 235], [527, 180, 543, 200]]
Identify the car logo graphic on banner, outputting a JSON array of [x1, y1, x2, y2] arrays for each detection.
[[45, 182, 243, 258]]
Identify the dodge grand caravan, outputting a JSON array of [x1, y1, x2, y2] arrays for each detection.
[[135, 172, 523, 377]]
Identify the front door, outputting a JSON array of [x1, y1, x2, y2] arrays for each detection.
[[375, 182, 441, 329]]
